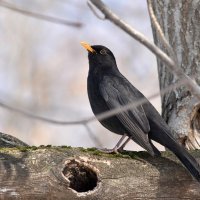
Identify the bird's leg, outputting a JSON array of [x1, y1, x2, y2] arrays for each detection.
[[97, 134, 127, 154], [117, 136, 132, 153]]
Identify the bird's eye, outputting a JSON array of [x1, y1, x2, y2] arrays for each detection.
[[100, 49, 107, 55]]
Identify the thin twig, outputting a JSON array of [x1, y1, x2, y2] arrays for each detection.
[[0, 0, 82, 27], [147, 0, 178, 65], [0, 101, 91, 125], [88, 0, 200, 99], [0, 78, 189, 126], [87, 0, 105, 20], [84, 124, 103, 147]]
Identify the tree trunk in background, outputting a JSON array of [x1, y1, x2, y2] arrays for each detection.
[[150, 1, 200, 149]]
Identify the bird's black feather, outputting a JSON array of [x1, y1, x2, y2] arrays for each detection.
[[85, 44, 200, 182]]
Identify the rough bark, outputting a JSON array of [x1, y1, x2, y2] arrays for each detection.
[[0, 146, 200, 199], [150, 1, 200, 149]]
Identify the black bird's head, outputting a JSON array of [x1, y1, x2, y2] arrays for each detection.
[[81, 42, 117, 72]]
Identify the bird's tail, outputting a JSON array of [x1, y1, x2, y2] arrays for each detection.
[[150, 127, 200, 182]]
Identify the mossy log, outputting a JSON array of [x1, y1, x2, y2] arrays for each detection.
[[0, 145, 200, 200]]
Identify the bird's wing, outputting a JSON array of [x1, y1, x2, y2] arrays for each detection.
[[99, 76, 153, 152]]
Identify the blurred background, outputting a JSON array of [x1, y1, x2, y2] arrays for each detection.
[[0, 0, 163, 151]]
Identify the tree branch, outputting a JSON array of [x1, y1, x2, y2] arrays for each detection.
[[0, 147, 200, 198], [0, 0, 82, 28], [87, 0, 105, 20], [88, 0, 200, 99], [0, 77, 189, 126], [147, 0, 178, 64]]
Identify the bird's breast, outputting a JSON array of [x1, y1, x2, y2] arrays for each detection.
[[87, 74, 108, 115], [87, 73, 125, 134]]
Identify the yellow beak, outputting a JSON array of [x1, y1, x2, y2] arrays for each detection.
[[80, 42, 96, 53]]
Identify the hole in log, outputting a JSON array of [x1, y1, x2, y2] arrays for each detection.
[[190, 104, 200, 149], [192, 108, 200, 132], [62, 159, 98, 193]]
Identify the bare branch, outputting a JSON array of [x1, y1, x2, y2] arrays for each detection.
[[0, 102, 102, 146], [147, 0, 178, 65], [88, 0, 200, 99], [84, 124, 103, 147], [0, 0, 82, 28], [0, 78, 189, 126], [87, 0, 105, 20], [0, 101, 91, 125]]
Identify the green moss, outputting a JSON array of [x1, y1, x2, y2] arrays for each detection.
[[86, 147, 98, 152], [0, 146, 199, 161], [17, 146, 28, 152], [79, 147, 98, 152], [77, 147, 151, 159], [60, 145, 72, 149], [16, 146, 39, 152], [31, 146, 37, 150], [92, 150, 151, 160], [78, 147, 87, 152], [91, 150, 102, 156]]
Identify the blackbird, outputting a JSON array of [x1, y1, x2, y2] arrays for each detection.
[[81, 42, 200, 182]]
